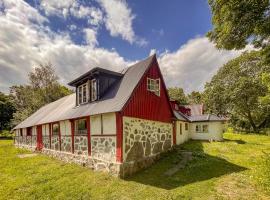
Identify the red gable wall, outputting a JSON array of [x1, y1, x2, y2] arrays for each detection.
[[122, 58, 173, 123]]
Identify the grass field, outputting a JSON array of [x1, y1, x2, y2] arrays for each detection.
[[0, 133, 270, 200]]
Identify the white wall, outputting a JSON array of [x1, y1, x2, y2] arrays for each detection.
[[42, 124, 50, 136], [60, 120, 71, 136], [90, 113, 116, 135], [176, 121, 190, 145], [189, 122, 224, 141]]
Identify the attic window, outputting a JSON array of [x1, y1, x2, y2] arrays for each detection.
[[91, 79, 97, 101], [147, 78, 160, 96], [77, 83, 88, 105]]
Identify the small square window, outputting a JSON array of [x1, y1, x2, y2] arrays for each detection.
[[75, 119, 88, 135], [203, 125, 208, 133], [185, 123, 188, 130], [52, 123, 60, 136], [147, 78, 160, 96], [196, 125, 201, 132]]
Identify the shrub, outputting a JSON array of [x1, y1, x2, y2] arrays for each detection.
[[0, 130, 14, 139]]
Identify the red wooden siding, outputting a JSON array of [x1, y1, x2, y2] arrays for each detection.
[[116, 112, 123, 162], [36, 125, 43, 150], [86, 116, 91, 156], [173, 121, 176, 145], [70, 119, 75, 154], [122, 58, 173, 123]]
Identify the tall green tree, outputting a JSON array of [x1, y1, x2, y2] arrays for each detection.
[[11, 63, 72, 126], [207, 0, 270, 63], [204, 51, 270, 132], [0, 92, 16, 131], [187, 91, 203, 104], [167, 87, 188, 104]]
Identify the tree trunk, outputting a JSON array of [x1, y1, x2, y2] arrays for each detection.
[[247, 111, 258, 133]]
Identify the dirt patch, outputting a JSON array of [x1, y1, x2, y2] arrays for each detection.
[[17, 153, 38, 158]]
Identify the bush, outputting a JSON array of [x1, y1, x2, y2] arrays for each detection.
[[0, 130, 14, 139]]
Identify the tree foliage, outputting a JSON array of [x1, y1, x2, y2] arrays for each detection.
[[204, 51, 270, 132], [187, 91, 203, 104], [167, 87, 188, 104], [0, 92, 16, 131], [10, 63, 72, 126], [207, 0, 270, 63]]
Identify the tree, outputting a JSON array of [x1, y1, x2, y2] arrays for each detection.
[[187, 91, 203, 104], [204, 51, 270, 132], [167, 87, 188, 104], [260, 73, 270, 105], [0, 92, 16, 131], [11, 63, 73, 126], [207, 0, 270, 63]]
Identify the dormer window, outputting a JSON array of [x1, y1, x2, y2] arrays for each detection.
[[147, 78, 160, 96], [69, 67, 123, 106], [91, 79, 97, 101], [78, 82, 89, 105]]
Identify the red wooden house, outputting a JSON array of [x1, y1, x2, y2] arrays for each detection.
[[14, 54, 176, 177]]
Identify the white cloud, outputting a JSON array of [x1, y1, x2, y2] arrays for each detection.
[[40, 0, 104, 27], [40, 0, 75, 18], [0, 0, 129, 93], [158, 37, 252, 93], [97, 0, 146, 46], [83, 28, 98, 47], [149, 49, 156, 56]]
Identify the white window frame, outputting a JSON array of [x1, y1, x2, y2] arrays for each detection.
[[196, 124, 209, 133], [147, 78, 160, 96], [196, 124, 202, 132], [202, 124, 209, 133], [91, 79, 97, 101], [77, 82, 89, 105]]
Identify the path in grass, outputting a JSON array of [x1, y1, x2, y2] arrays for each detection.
[[0, 133, 270, 200]]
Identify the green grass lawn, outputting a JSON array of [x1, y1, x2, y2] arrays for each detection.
[[1, 133, 270, 200]]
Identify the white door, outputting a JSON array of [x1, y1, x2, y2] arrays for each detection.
[[176, 122, 185, 144]]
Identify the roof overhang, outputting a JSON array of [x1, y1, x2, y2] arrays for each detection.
[[68, 67, 123, 87]]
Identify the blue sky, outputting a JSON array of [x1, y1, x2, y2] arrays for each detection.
[[26, 0, 212, 60], [0, 0, 246, 93]]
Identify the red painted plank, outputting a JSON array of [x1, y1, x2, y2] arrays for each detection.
[[70, 119, 75, 154], [86, 116, 91, 156], [116, 112, 123, 163], [122, 58, 173, 123], [173, 121, 176, 145]]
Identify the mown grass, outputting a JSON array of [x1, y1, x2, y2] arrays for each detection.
[[0, 133, 270, 200]]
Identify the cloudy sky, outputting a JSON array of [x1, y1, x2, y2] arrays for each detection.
[[0, 0, 249, 94]]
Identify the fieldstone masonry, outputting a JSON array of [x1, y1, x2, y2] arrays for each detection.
[[74, 136, 88, 155], [51, 136, 60, 151], [14, 116, 174, 177], [123, 117, 173, 161], [42, 136, 50, 149], [91, 136, 116, 162], [61, 136, 72, 152]]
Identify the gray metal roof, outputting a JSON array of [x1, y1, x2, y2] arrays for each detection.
[[188, 114, 227, 122], [14, 55, 155, 129], [173, 111, 189, 121]]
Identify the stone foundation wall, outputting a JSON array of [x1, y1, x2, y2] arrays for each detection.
[[91, 136, 116, 162], [41, 149, 121, 176], [123, 117, 173, 162], [74, 136, 88, 155], [61, 136, 72, 152], [14, 136, 37, 149], [51, 136, 60, 151], [42, 136, 50, 149]]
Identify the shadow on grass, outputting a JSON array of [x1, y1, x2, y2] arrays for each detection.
[[224, 138, 246, 144], [0, 137, 13, 140], [125, 140, 247, 190]]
